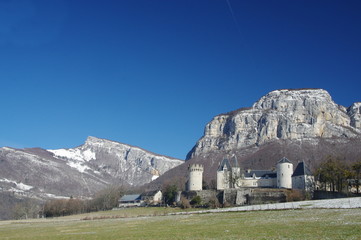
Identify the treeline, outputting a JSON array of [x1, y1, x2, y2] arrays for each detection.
[[162, 183, 220, 209], [43, 185, 124, 218], [315, 156, 361, 193], [4, 194, 40, 220]]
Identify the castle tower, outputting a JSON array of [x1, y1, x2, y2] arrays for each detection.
[[292, 161, 314, 191], [277, 157, 293, 188], [188, 164, 203, 191], [217, 159, 231, 190], [230, 156, 240, 187]]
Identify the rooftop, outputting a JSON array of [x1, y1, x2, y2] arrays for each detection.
[[218, 159, 231, 171], [244, 170, 277, 178], [278, 157, 292, 164], [119, 194, 141, 202], [292, 162, 312, 177], [141, 190, 161, 197]]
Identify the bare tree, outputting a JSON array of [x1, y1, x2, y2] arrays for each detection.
[[12, 199, 40, 220], [351, 161, 361, 193]]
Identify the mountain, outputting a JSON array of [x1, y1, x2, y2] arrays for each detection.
[[0, 136, 183, 200], [150, 89, 361, 187], [187, 89, 360, 159], [1, 88, 360, 217]]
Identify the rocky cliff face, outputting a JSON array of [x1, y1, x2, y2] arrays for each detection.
[[348, 102, 361, 129], [48, 136, 183, 186], [187, 89, 361, 159], [148, 89, 361, 190], [0, 137, 183, 200]]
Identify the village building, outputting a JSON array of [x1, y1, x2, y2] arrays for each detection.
[[118, 191, 163, 208], [118, 194, 142, 208], [140, 190, 163, 205]]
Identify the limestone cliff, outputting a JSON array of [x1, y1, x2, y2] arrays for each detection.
[[187, 89, 361, 159], [348, 102, 361, 129]]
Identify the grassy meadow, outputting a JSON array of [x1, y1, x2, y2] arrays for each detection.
[[0, 207, 360, 239]]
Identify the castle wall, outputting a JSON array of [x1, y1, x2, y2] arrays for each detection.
[[247, 189, 288, 205], [292, 175, 305, 190], [180, 190, 221, 206], [292, 175, 315, 191], [236, 178, 276, 188], [221, 188, 288, 206], [222, 189, 238, 205]]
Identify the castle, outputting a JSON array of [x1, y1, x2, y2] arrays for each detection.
[[187, 157, 314, 192]]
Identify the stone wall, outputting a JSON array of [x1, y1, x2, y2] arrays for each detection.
[[222, 188, 287, 206], [313, 190, 361, 199], [179, 187, 305, 208], [180, 188, 289, 206], [247, 189, 287, 205], [181, 190, 220, 204]]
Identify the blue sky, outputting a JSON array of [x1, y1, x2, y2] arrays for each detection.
[[0, 0, 360, 159]]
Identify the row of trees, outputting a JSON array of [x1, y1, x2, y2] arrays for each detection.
[[12, 198, 40, 220], [16, 181, 187, 219], [42, 185, 125, 218], [315, 156, 361, 193], [162, 183, 220, 208]]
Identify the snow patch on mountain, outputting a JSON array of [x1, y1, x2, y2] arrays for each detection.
[[48, 148, 95, 162], [67, 161, 91, 173], [0, 178, 33, 191], [43, 193, 70, 199], [48, 148, 96, 173]]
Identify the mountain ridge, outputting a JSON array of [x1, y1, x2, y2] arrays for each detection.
[[0, 136, 183, 203], [186, 88, 360, 160]]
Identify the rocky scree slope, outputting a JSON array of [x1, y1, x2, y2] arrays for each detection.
[[0, 136, 183, 200]]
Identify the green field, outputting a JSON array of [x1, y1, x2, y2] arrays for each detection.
[[0, 207, 360, 239]]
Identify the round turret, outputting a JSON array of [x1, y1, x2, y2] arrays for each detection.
[[277, 157, 293, 188], [188, 164, 203, 191]]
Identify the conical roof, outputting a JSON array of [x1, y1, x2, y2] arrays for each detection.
[[278, 157, 292, 164], [217, 159, 231, 171], [292, 162, 312, 177]]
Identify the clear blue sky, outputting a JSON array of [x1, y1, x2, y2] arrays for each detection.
[[0, 0, 360, 159]]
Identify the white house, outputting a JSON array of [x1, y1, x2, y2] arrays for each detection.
[[141, 190, 163, 205]]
